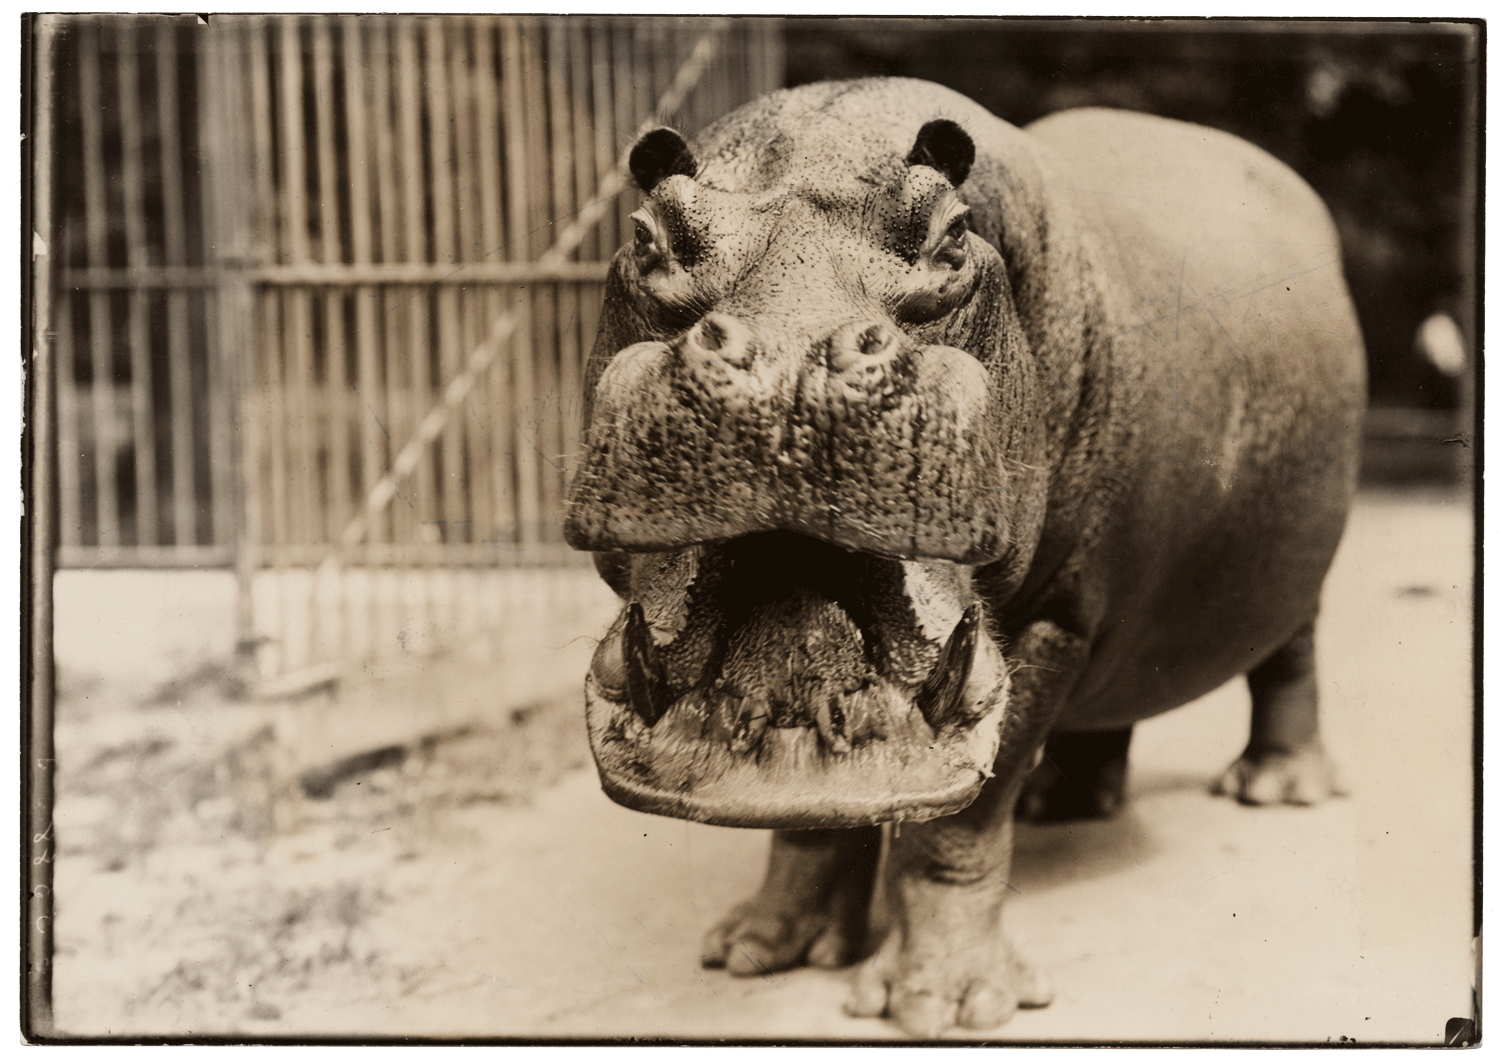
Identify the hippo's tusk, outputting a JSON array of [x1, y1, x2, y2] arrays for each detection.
[[590, 623, 629, 703], [915, 603, 983, 731], [624, 602, 671, 727]]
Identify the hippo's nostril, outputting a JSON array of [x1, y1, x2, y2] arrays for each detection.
[[683, 314, 755, 369], [858, 324, 893, 356], [829, 321, 903, 375], [698, 319, 725, 352]]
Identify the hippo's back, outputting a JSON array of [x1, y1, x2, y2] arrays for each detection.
[[1026, 108, 1343, 249]]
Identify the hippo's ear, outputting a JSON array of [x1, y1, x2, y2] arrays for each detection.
[[905, 119, 975, 188], [630, 128, 698, 193]]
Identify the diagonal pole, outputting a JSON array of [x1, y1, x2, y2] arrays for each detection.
[[318, 20, 727, 577]]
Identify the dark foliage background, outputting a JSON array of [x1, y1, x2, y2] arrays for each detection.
[[784, 19, 1478, 411]]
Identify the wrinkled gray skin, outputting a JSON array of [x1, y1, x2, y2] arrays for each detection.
[[564, 79, 1364, 1037]]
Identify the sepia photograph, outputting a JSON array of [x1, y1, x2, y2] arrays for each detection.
[[22, 14, 1479, 1044]]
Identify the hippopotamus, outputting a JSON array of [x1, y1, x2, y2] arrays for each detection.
[[562, 78, 1365, 1037]]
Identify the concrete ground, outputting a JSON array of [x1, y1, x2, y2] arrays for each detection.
[[49, 487, 1475, 1043]]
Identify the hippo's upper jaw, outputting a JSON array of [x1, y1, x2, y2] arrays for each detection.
[[564, 119, 1040, 829]]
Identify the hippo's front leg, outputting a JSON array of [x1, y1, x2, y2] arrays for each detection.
[[848, 620, 1087, 1037]]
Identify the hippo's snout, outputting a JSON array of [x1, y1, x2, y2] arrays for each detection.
[[564, 321, 1010, 564]]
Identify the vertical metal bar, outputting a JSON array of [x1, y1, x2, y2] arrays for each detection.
[[394, 17, 432, 640], [611, 22, 636, 258], [501, 18, 540, 550], [54, 291, 79, 549], [78, 21, 119, 548], [197, 24, 238, 563], [566, 19, 599, 265], [566, 17, 602, 473], [264, 294, 289, 566], [648, 19, 669, 123], [522, 20, 561, 543], [546, 20, 583, 488], [248, 17, 285, 581], [158, 17, 199, 546], [425, 17, 465, 547], [450, 20, 492, 554], [575, 20, 608, 419], [422, 15, 459, 642], [204, 16, 263, 672], [277, 17, 317, 557], [590, 21, 619, 265], [633, 21, 655, 202], [312, 16, 347, 661], [313, 18, 350, 554], [344, 14, 383, 661], [369, 17, 401, 557], [473, 17, 515, 548], [725, 19, 740, 117], [249, 18, 286, 669], [117, 19, 158, 547], [25, 14, 57, 1033], [396, 18, 434, 544]]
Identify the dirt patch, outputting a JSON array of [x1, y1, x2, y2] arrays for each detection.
[[51, 653, 593, 1036]]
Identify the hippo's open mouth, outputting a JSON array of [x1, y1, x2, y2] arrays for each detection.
[[584, 532, 1010, 828]]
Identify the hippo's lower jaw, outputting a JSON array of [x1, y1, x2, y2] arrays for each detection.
[[583, 532, 1010, 829]]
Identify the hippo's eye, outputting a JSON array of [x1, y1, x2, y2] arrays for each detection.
[[630, 210, 666, 272], [933, 208, 969, 270]]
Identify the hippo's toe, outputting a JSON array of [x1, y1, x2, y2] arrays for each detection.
[[1212, 745, 1347, 806], [846, 924, 1053, 1038]]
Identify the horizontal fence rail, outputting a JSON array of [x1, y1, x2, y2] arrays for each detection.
[[61, 262, 615, 288]]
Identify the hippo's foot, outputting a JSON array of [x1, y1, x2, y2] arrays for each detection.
[[846, 913, 1052, 1037], [701, 827, 879, 975], [1015, 726, 1133, 822], [845, 824, 1053, 1038], [1219, 621, 1345, 806], [1212, 744, 1346, 806]]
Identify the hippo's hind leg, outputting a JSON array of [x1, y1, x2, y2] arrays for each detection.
[[701, 827, 880, 976], [1016, 726, 1134, 822], [1213, 619, 1346, 805]]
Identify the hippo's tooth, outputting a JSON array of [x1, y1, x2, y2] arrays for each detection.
[[914, 603, 982, 731], [815, 694, 852, 755], [590, 623, 629, 703], [729, 695, 771, 755], [624, 602, 671, 727]]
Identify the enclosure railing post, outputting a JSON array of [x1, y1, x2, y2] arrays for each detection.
[[201, 17, 263, 679]]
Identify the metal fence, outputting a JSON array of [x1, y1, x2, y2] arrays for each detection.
[[51, 16, 233, 566], [42, 14, 784, 678]]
